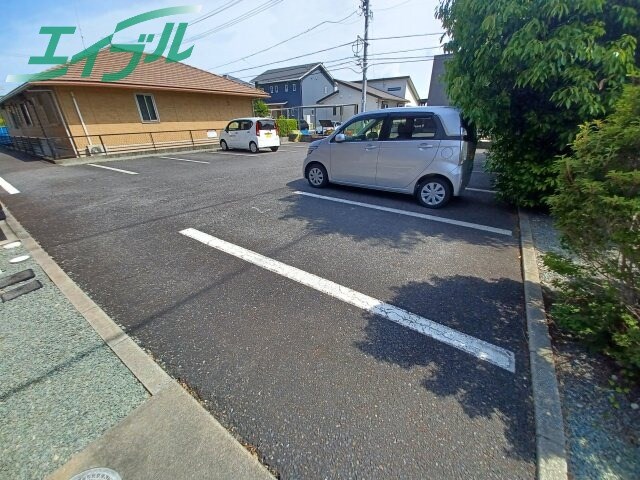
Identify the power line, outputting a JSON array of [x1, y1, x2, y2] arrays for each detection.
[[209, 11, 359, 70], [189, 1, 240, 26], [376, 0, 414, 11], [369, 32, 444, 40], [185, 0, 284, 43], [224, 41, 355, 76]]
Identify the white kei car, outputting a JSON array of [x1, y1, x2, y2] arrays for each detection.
[[219, 117, 280, 153]]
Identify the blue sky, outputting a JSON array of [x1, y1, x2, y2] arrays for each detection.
[[0, 0, 445, 98]]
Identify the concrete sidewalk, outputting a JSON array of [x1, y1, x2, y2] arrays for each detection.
[[1, 209, 274, 480]]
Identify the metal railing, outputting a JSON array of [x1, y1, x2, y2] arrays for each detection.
[[0, 128, 221, 160]]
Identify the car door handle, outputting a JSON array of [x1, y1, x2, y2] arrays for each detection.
[[364, 145, 378, 151], [418, 143, 435, 148]]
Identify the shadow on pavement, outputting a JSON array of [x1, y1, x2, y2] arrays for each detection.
[[280, 179, 516, 252], [355, 275, 535, 464]]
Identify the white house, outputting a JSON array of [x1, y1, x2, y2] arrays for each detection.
[[316, 79, 409, 121], [353, 76, 421, 106]]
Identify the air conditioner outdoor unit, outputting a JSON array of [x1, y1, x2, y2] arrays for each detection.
[[87, 145, 106, 155]]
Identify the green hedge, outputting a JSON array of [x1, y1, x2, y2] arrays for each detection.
[[546, 84, 640, 377], [276, 117, 297, 137]]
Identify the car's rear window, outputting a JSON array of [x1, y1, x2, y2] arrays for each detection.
[[258, 120, 276, 130]]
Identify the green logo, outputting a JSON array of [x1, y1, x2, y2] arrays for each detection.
[[6, 6, 201, 83]]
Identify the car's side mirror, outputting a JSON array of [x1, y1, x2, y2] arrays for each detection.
[[334, 133, 346, 143]]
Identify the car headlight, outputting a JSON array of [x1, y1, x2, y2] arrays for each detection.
[[307, 145, 319, 155]]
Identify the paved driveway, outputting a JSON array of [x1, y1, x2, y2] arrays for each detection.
[[0, 145, 535, 479]]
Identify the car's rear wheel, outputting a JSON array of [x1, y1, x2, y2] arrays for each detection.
[[307, 163, 328, 188], [220, 140, 228, 151], [249, 141, 259, 153], [416, 177, 451, 208], [270, 146, 279, 152]]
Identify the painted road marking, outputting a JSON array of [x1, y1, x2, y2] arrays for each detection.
[[180, 228, 516, 372], [87, 164, 138, 175], [213, 151, 261, 157], [159, 156, 210, 164], [294, 191, 512, 236], [466, 187, 497, 194], [0, 176, 20, 194]]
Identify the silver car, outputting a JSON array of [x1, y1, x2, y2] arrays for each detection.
[[302, 107, 476, 208]]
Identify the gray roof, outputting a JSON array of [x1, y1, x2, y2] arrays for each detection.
[[222, 74, 255, 88], [251, 63, 326, 84], [319, 79, 410, 103]]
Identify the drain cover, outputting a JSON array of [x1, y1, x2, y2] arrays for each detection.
[[70, 468, 121, 480]]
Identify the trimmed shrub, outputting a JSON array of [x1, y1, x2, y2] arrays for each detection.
[[276, 117, 297, 137]]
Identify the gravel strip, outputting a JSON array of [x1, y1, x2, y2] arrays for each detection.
[[0, 240, 148, 479], [529, 212, 640, 480]]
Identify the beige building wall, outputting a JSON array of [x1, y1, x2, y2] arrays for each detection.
[[53, 86, 254, 154], [0, 90, 75, 157]]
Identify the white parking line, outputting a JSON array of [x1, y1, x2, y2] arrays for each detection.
[[87, 163, 138, 175], [180, 228, 516, 372], [213, 151, 260, 157], [466, 187, 497, 194], [159, 156, 210, 164], [294, 191, 512, 236], [0, 176, 20, 194]]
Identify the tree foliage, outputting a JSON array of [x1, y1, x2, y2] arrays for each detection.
[[436, 0, 639, 206], [546, 83, 640, 373], [253, 99, 270, 117]]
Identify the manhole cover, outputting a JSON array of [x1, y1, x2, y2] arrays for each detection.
[[3, 241, 21, 249], [9, 255, 30, 263], [70, 468, 121, 480]]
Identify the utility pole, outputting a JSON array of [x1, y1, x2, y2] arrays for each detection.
[[360, 0, 371, 114]]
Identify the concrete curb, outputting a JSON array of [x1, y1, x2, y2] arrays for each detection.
[[519, 209, 568, 480], [1, 204, 274, 479]]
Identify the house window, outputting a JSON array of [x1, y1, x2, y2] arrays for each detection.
[[275, 85, 279, 93], [135, 94, 159, 122], [10, 106, 22, 127], [292, 83, 296, 92], [20, 103, 33, 126], [285, 84, 289, 92], [332, 107, 337, 115], [270, 86, 274, 94], [324, 86, 328, 94], [381, 102, 388, 109]]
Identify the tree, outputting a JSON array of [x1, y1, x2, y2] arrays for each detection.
[[546, 83, 640, 373], [436, 0, 639, 206], [253, 99, 270, 117]]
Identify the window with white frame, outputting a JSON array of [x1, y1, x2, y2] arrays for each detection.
[[324, 86, 328, 94], [275, 85, 279, 93], [270, 85, 274, 93], [20, 103, 33, 126], [292, 83, 296, 92], [135, 94, 159, 122], [285, 84, 289, 92]]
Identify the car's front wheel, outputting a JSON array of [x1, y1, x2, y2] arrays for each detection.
[[416, 177, 452, 208], [220, 140, 229, 151], [249, 141, 259, 153], [307, 163, 329, 188]]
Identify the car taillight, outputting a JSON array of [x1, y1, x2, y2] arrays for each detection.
[[256, 121, 261, 135]]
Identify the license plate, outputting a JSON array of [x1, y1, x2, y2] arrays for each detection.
[[265, 133, 272, 137]]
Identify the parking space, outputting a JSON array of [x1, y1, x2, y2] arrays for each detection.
[[0, 146, 535, 478]]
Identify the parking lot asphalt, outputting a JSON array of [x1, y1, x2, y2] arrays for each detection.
[[0, 146, 535, 479]]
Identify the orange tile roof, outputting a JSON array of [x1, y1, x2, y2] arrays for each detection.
[[26, 48, 267, 98]]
